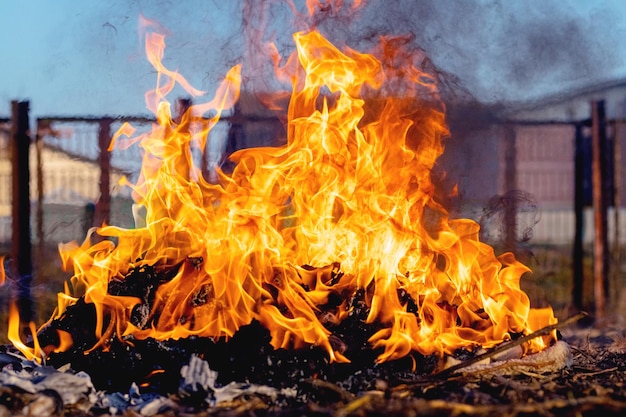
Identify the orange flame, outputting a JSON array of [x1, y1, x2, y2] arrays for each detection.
[[0, 255, 5, 286], [11, 28, 556, 364], [8, 302, 41, 362]]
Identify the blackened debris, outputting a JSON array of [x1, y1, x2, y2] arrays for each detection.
[[108, 262, 179, 329], [21, 262, 484, 401], [37, 298, 98, 353], [41, 298, 435, 395], [397, 288, 419, 314]]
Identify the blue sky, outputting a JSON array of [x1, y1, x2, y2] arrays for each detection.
[[0, 1, 244, 117], [1, 0, 625, 118]]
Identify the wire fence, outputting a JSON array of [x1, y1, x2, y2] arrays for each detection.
[[0, 103, 625, 315], [1, 118, 145, 245], [0, 106, 275, 248]]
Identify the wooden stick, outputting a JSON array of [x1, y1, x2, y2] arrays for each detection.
[[409, 311, 588, 384]]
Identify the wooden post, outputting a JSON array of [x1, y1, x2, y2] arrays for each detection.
[[34, 120, 45, 279], [10, 100, 33, 324], [610, 119, 621, 307], [572, 123, 585, 312], [201, 119, 210, 181], [503, 124, 517, 253], [222, 102, 242, 174], [591, 100, 609, 321], [94, 118, 112, 229], [174, 97, 192, 180]]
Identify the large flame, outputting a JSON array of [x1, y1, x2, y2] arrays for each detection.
[[8, 29, 556, 364]]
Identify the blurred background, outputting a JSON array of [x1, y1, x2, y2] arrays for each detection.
[[1, 0, 626, 341]]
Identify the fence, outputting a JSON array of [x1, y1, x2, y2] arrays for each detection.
[[0, 97, 283, 250], [1, 117, 144, 246], [0, 97, 285, 336], [0, 98, 625, 318]]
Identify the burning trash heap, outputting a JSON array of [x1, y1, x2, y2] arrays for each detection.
[[3, 27, 558, 401]]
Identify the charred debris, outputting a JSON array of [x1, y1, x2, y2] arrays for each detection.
[[1, 260, 625, 416]]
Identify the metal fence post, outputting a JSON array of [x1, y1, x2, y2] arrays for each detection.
[[591, 100, 609, 321], [10, 100, 32, 324], [94, 118, 112, 231], [572, 123, 585, 312], [503, 124, 517, 253]]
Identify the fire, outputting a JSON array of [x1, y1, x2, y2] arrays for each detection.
[[7, 28, 556, 364], [0, 256, 5, 285]]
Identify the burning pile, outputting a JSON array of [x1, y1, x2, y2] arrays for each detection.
[[5, 27, 555, 369]]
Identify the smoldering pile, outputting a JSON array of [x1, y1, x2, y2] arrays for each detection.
[[0, 261, 588, 417]]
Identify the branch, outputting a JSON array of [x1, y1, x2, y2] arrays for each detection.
[[409, 311, 588, 385]]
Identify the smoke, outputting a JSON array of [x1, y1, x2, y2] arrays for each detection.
[[356, 0, 623, 102], [479, 189, 540, 249], [56, 0, 624, 117], [215, 0, 624, 106], [487, 2, 622, 102]]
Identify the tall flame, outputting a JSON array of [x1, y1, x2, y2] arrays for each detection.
[[0, 256, 5, 286], [9, 29, 556, 363]]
